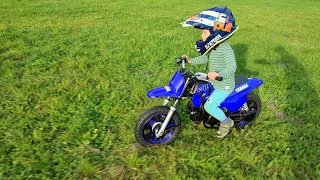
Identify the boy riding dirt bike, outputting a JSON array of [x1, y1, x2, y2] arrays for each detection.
[[134, 6, 263, 146]]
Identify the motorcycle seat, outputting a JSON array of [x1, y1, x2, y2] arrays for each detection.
[[235, 76, 248, 86]]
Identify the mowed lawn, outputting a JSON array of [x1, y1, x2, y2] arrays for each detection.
[[0, 0, 319, 179]]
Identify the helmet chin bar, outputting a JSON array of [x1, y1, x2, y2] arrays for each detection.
[[195, 26, 239, 55], [195, 33, 222, 55]]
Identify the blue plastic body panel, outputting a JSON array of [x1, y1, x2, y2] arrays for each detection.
[[147, 70, 263, 113], [147, 71, 186, 98], [191, 78, 263, 112], [222, 78, 263, 112]]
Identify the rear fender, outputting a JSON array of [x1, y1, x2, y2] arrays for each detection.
[[221, 78, 263, 112], [221, 95, 247, 112]]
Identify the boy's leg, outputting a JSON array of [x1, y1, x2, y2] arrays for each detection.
[[204, 89, 234, 138]]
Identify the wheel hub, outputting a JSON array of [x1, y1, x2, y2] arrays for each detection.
[[152, 122, 163, 135]]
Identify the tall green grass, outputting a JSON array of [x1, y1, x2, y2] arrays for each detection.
[[0, 0, 319, 179]]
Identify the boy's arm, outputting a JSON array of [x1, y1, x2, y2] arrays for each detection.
[[218, 45, 237, 78], [191, 55, 209, 65]]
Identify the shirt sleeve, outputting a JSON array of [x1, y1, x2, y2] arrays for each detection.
[[191, 54, 209, 65], [218, 44, 237, 78]]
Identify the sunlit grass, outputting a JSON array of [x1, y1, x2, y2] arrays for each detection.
[[0, 0, 319, 179]]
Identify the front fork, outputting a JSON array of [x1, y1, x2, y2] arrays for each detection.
[[156, 78, 189, 138], [156, 99, 179, 138], [163, 97, 170, 106]]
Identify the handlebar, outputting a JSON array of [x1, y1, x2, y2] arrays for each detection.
[[215, 76, 223, 81], [175, 56, 186, 69], [176, 57, 223, 81], [194, 72, 223, 82]]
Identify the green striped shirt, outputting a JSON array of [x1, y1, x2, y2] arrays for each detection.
[[191, 42, 237, 92]]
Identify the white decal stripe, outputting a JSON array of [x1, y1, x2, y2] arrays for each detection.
[[164, 86, 171, 92], [181, 22, 193, 27], [189, 18, 216, 27], [201, 11, 220, 18], [181, 18, 216, 27]]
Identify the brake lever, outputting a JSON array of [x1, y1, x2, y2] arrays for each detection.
[[175, 57, 183, 64]]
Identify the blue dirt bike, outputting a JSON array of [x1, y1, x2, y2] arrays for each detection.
[[134, 57, 263, 146]]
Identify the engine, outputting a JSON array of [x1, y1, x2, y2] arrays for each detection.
[[186, 100, 220, 128]]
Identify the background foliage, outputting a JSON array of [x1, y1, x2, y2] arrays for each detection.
[[0, 0, 319, 179]]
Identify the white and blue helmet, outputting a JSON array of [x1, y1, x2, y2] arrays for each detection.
[[181, 6, 239, 55]]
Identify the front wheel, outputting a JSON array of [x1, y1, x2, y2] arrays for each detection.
[[134, 106, 181, 146]]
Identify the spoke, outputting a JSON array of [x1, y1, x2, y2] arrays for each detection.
[[147, 119, 157, 127], [248, 101, 256, 109], [166, 121, 175, 129], [152, 133, 157, 141], [154, 114, 165, 121]]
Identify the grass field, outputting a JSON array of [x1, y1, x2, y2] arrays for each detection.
[[1, 0, 319, 179]]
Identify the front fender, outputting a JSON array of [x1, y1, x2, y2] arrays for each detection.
[[147, 86, 180, 98], [147, 71, 186, 98]]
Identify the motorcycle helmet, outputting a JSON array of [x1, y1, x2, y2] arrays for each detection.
[[181, 6, 239, 55]]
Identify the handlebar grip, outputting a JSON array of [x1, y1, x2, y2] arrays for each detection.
[[215, 76, 223, 81], [176, 56, 186, 64], [181, 57, 186, 67]]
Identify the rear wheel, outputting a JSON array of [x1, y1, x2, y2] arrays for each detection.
[[236, 93, 262, 127], [134, 106, 181, 146]]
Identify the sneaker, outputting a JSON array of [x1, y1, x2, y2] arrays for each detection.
[[216, 119, 234, 138]]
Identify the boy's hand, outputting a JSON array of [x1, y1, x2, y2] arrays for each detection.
[[182, 55, 191, 64], [208, 72, 220, 80]]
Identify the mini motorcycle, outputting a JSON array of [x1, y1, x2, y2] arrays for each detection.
[[134, 57, 263, 146]]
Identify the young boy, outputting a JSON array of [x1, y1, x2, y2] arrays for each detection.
[[181, 6, 239, 138]]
